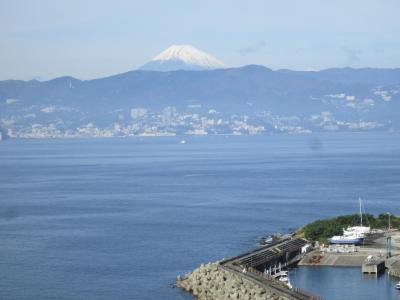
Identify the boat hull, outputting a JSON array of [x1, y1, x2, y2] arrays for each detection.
[[329, 237, 364, 245]]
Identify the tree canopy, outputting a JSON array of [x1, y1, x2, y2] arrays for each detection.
[[303, 213, 399, 241]]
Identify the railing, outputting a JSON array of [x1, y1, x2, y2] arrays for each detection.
[[389, 269, 400, 278], [247, 266, 276, 282], [219, 238, 325, 300], [219, 237, 291, 265], [221, 237, 304, 267], [293, 288, 326, 300], [246, 267, 326, 300]]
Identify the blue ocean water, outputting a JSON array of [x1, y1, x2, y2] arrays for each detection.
[[290, 267, 400, 300], [0, 133, 400, 300]]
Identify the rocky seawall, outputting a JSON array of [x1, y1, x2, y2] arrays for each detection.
[[176, 262, 290, 300]]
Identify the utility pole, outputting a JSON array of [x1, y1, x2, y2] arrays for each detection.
[[387, 236, 392, 258], [387, 212, 391, 231]]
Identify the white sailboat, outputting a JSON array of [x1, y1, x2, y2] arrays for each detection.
[[329, 198, 369, 245], [343, 198, 370, 235]]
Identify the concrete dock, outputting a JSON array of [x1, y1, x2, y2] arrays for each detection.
[[299, 251, 368, 267], [362, 256, 385, 274], [386, 256, 400, 278], [298, 229, 400, 282]]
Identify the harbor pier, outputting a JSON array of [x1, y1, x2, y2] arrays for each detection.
[[177, 238, 325, 300], [223, 238, 308, 273], [176, 219, 400, 299], [362, 256, 385, 274]]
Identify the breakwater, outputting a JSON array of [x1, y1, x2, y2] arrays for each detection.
[[176, 229, 400, 299], [176, 238, 325, 300], [177, 262, 291, 300]]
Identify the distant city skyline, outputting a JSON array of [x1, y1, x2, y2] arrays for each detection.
[[1, 0, 399, 80]]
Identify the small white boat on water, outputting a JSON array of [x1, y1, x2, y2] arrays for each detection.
[[396, 281, 400, 290], [277, 271, 292, 289], [279, 275, 289, 283]]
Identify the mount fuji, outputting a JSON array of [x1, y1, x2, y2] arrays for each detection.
[[140, 45, 227, 71]]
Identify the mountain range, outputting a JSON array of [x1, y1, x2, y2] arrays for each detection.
[[1, 45, 399, 138]]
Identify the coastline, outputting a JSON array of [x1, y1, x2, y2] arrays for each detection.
[[176, 221, 400, 299]]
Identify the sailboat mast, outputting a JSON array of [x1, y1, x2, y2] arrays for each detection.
[[359, 197, 363, 227]]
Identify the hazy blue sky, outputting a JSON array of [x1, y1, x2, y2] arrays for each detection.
[[1, 0, 399, 80]]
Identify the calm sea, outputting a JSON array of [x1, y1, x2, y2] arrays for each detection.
[[0, 133, 400, 300]]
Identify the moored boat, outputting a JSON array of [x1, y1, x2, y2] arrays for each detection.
[[277, 271, 292, 289], [329, 233, 365, 245], [329, 198, 369, 245], [343, 225, 370, 236]]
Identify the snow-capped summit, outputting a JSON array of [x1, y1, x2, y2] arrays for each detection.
[[140, 45, 227, 72]]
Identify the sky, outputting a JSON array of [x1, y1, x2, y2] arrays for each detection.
[[0, 0, 399, 80]]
